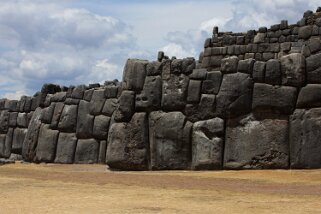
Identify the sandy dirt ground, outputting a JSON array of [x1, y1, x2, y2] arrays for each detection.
[[0, 163, 321, 214]]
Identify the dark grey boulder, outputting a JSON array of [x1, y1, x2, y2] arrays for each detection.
[[201, 71, 222, 94], [253, 61, 266, 82], [237, 58, 255, 75], [184, 94, 216, 122], [98, 140, 107, 164], [298, 26, 312, 39], [182, 57, 196, 74], [9, 112, 18, 127], [40, 102, 55, 124], [58, 105, 78, 132], [122, 59, 148, 91], [50, 92, 66, 102], [76, 100, 94, 139], [216, 73, 253, 118], [146, 61, 162, 76], [89, 89, 106, 115], [35, 124, 59, 163], [105, 86, 119, 98], [224, 114, 289, 169], [83, 89, 94, 102], [106, 113, 149, 170], [71, 85, 86, 99], [12, 128, 27, 154], [0, 110, 9, 134], [306, 53, 321, 83], [221, 56, 239, 74], [189, 69, 207, 80], [187, 80, 202, 103], [102, 98, 118, 116], [17, 113, 28, 128], [3, 128, 13, 158], [50, 102, 64, 129], [54, 133, 77, 164], [192, 118, 224, 170], [74, 139, 99, 164], [136, 76, 162, 111], [22, 107, 42, 161], [0, 134, 6, 158], [149, 111, 192, 170], [114, 90, 135, 122], [297, 84, 321, 108], [265, 59, 281, 85], [64, 98, 80, 105], [161, 74, 189, 111], [290, 108, 321, 168], [252, 83, 297, 115], [93, 115, 110, 140], [280, 53, 306, 87]]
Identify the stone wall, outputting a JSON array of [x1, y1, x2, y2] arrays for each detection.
[[1, 8, 321, 170]]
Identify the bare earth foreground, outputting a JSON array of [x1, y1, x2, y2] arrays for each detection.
[[1, 163, 321, 214]]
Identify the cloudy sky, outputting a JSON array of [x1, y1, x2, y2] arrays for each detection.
[[0, 0, 320, 99]]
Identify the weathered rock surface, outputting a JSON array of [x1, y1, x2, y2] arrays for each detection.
[[290, 108, 321, 168], [296, 84, 321, 108], [93, 115, 110, 140], [280, 53, 306, 87], [136, 76, 162, 111], [76, 100, 94, 139], [106, 113, 149, 170], [55, 133, 77, 164], [74, 139, 99, 164], [58, 105, 78, 132], [161, 74, 189, 111], [192, 118, 224, 170], [122, 59, 148, 91], [35, 124, 59, 163], [252, 83, 297, 114], [224, 114, 289, 169], [12, 128, 27, 154], [114, 91, 135, 122], [306, 53, 321, 83], [216, 73, 253, 118], [149, 111, 192, 170]]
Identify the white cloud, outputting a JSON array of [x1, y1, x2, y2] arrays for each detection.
[[0, 0, 135, 98]]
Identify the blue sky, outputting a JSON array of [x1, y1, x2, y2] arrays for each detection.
[[0, 0, 320, 99]]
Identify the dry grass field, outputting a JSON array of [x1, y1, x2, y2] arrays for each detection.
[[0, 163, 321, 214]]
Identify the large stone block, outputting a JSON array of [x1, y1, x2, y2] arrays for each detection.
[[93, 115, 110, 140], [106, 113, 149, 170], [136, 76, 162, 111], [221, 56, 239, 74], [54, 133, 77, 164], [280, 53, 306, 87], [50, 102, 64, 129], [0, 110, 9, 134], [306, 53, 321, 83], [3, 128, 13, 158], [58, 105, 78, 132], [253, 61, 266, 82], [252, 83, 297, 115], [161, 74, 189, 111], [9, 112, 18, 127], [224, 114, 289, 169], [89, 89, 106, 115], [201, 71, 222, 94], [216, 73, 253, 118], [237, 58, 255, 75], [187, 80, 202, 103], [184, 94, 216, 122], [76, 100, 94, 139], [192, 118, 224, 170], [102, 98, 118, 116], [265, 59, 281, 85], [40, 103, 55, 124], [22, 107, 42, 161], [74, 139, 99, 164], [35, 124, 59, 162], [98, 140, 107, 164], [122, 59, 148, 91], [290, 109, 321, 168], [114, 90, 135, 122], [297, 84, 321, 108], [149, 111, 192, 170], [0, 134, 6, 158], [12, 128, 27, 154]]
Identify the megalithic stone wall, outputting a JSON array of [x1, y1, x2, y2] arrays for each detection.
[[1, 8, 321, 170]]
